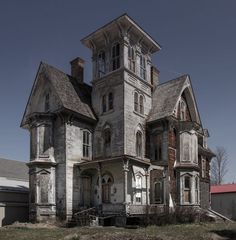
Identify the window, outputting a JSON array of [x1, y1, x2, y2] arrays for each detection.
[[128, 45, 135, 72], [154, 133, 162, 161], [112, 43, 120, 71], [136, 131, 142, 157], [184, 176, 191, 203], [108, 92, 113, 110], [39, 172, 50, 203], [140, 55, 146, 80], [98, 51, 106, 77], [202, 158, 206, 178], [139, 95, 144, 114], [102, 174, 113, 203], [180, 98, 186, 121], [154, 181, 164, 203], [83, 130, 91, 158], [135, 175, 142, 204], [134, 92, 138, 112], [134, 92, 144, 115], [45, 93, 50, 112], [104, 128, 111, 157], [102, 95, 106, 113]]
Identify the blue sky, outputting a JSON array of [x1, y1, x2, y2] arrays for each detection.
[[0, 0, 235, 183]]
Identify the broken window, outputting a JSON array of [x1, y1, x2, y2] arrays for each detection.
[[98, 50, 106, 77], [128, 45, 135, 72], [184, 176, 191, 203], [136, 131, 142, 157], [154, 181, 164, 204], [140, 55, 146, 80], [112, 43, 120, 71], [134, 92, 138, 112], [83, 130, 91, 159]]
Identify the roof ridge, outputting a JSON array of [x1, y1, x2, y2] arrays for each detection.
[[157, 74, 189, 87]]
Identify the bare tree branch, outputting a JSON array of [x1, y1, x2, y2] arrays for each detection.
[[211, 146, 228, 185]]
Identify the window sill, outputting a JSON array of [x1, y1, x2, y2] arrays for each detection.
[[133, 111, 145, 118]]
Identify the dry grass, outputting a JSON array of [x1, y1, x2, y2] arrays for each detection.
[[0, 222, 236, 240]]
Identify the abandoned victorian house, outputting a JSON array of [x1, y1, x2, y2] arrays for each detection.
[[21, 14, 215, 223]]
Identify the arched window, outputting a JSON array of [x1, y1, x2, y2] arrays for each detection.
[[184, 176, 191, 203], [128, 45, 135, 72], [136, 131, 142, 157], [134, 92, 138, 112], [112, 43, 120, 71], [102, 95, 106, 113], [135, 175, 142, 204], [108, 92, 113, 110], [154, 132, 162, 161], [45, 93, 50, 112], [140, 55, 146, 80], [180, 98, 186, 120], [82, 130, 91, 158], [154, 181, 164, 204], [102, 174, 113, 203], [104, 128, 111, 157], [98, 51, 106, 77], [139, 95, 144, 114]]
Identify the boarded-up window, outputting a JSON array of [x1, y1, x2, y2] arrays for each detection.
[[39, 173, 49, 203], [154, 181, 164, 204], [184, 176, 191, 203]]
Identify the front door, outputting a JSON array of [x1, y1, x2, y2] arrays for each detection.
[[82, 176, 91, 207]]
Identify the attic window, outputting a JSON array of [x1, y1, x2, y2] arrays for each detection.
[[45, 94, 50, 112]]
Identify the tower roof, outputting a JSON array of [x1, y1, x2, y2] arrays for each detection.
[[81, 14, 161, 54]]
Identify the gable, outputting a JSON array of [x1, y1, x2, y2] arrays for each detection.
[[21, 62, 96, 128], [148, 75, 202, 126]]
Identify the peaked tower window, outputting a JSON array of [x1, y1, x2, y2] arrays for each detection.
[[98, 51, 106, 77], [112, 43, 120, 71]]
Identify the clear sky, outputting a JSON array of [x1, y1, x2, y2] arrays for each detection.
[[0, 0, 235, 183]]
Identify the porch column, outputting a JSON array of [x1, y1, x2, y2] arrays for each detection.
[[123, 160, 129, 203], [97, 163, 102, 205], [145, 167, 150, 205]]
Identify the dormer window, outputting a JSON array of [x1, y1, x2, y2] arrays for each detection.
[[98, 51, 106, 77], [140, 55, 146, 80], [45, 93, 50, 112], [112, 43, 120, 71], [128, 45, 135, 72]]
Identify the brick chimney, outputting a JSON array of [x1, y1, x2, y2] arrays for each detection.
[[151, 66, 160, 89], [70, 57, 85, 83]]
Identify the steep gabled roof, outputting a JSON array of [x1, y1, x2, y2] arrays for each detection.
[[41, 63, 96, 120], [147, 75, 188, 123], [0, 158, 28, 181], [21, 62, 96, 127]]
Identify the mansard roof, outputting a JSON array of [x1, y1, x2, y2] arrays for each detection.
[[148, 75, 188, 123], [21, 62, 96, 128]]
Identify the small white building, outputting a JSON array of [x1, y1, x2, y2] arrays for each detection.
[[211, 184, 236, 220], [0, 158, 29, 227]]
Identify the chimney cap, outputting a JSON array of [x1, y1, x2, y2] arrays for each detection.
[[70, 57, 85, 65]]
